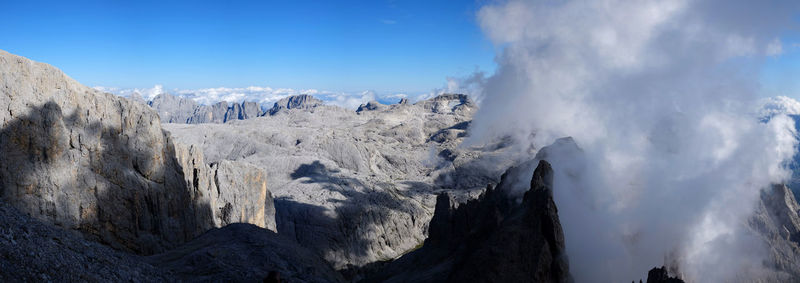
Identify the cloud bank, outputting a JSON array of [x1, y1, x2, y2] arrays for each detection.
[[469, 0, 799, 281], [94, 85, 415, 110]]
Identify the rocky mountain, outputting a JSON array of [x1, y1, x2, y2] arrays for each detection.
[[363, 160, 572, 283], [148, 93, 264, 124], [162, 90, 518, 270], [9, 49, 800, 282], [0, 50, 275, 255], [356, 100, 387, 113], [267, 94, 325, 115]]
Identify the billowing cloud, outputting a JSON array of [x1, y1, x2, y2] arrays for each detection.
[[760, 96, 800, 118], [470, 0, 799, 281]]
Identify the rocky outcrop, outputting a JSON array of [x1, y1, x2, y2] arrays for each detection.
[[414, 93, 475, 116], [163, 89, 504, 270], [149, 223, 344, 282], [267, 94, 325, 115], [0, 200, 171, 281], [364, 160, 572, 283], [750, 184, 800, 279], [0, 50, 275, 255], [1, 199, 333, 282], [149, 93, 200, 123], [356, 100, 387, 113], [644, 266, 685, 283], [187, 101, 228, 123], [148, 92, 263, 124]]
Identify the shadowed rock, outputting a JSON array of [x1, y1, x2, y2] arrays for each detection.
[[363, 160, 572, 283], [0, 49, 275, 255], [149, 223, 344, 282]]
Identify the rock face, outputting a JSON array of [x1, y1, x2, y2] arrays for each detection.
[[267, 94, 325, 115], [365, 160, 572, 283], [150, 223, 344, 282], [162, 91, 512, 270], [148, 92, 263, 124], [149, 93, 200, 123], [750, 184, 800, 279], [415, 93, 475, 115], [645, 266, 685, 283], [0, 201, 171, 281], [356, 100, 387, 113], [0, 50, 275, 255], [1, 199, 334, 282]]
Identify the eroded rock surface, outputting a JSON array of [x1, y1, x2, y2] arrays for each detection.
[[0, 201, 171, 281], [148, 92, 264, 124], [150, 223, 344, 282], [163, 91, 516, 270], [364, 160, 572, 283], [267, 94, 324, 115], [750, 184, 800, 280], [0, 50, 275, 255]]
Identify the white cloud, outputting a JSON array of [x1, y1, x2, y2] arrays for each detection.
[[766, 38, 784, 56], [759, 95, 800, 117], [94, 85, 418, 110], [471, 0, 799, 281], [320, 90, 377, 109]]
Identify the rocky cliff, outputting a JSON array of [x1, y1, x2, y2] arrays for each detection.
[[148, 93, 263, 124], [0, 50, 275, 255], [267, 94, 325, 115], [364, 160, 572, 283], [750, 184, 800, 280], [162, 91, 508, 270]]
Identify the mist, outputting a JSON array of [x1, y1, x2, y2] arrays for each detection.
[[466, 0, 800, 281]]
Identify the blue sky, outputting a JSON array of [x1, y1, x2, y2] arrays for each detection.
[[0, 0, 495, 95], [2, 0, 799, 101]]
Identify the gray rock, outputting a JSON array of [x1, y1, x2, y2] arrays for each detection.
[[149, 92, 199, 123], [162, 91, 514, 270], [267, 94, 324, 115], [364, 160, 572, 283], [414, 93, 476, 116], [128, 92, 148, 105], [241, 101, 263, 119], [147, 92, 263, 124], [356, 100, 387, 113], [749, 184, 800, 280], [0, 200, 171, 281], [188, 101, 229, 123], [149, 223, 344, 282], [0, 50, 275, 255]]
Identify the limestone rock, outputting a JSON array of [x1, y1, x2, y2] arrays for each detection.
[[356, 100, 387, 113], [267, 94, 324, 115], [0, 201, 171, 281], [149, 92, 200, 123], [0, 49, 275, 255], [414, 93, 475, 116], [365, 160, 572, 283], [188, 101, 229, 123], [749, 184, 800, 279], [162, 91, 513, 270], [149, 223, 344, 282], [241, 101, 263, 119]]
